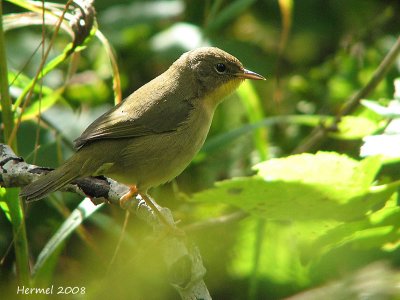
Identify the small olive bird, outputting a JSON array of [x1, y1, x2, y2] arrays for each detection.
[[20, 47, 265, 205]]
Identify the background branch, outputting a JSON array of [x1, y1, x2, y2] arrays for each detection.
[[293, 35, 400, 154]]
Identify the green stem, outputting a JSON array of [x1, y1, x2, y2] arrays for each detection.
[[338, 35, 400, 117], [0, 2, 30, 285], [248, 219, 266, 300], [13, 51, 69, 108], [0, 0, 14, 145], [293, 35, 400, 154], [6, 189, 31, 285], [8, 0, 74, 146]]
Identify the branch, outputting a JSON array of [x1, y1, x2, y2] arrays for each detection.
[[0, 143, 211, 300], [293, 35, 400, 154]]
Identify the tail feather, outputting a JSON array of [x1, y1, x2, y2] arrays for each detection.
[[20, 164, 80, 202]]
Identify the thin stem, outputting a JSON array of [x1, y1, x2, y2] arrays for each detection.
[[33, 0, 46, 164], [293, 35, 400, 154], [8, 0, 74, 146], [248, 219, 266, 300], [0, 0, 14, 146], [338, 35, 400, 118], [95, 30, 122, 105], [0, 0, 29, 286], [7, 189, 31, 285]]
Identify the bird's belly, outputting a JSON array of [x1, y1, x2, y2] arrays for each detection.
[[105, 114, 211, 190]]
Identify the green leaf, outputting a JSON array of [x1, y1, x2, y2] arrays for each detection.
[[255, 152, 382, 200], [228, 190, 400, 283], [192, 152, 386, 221], [237, 80, 268, 160], [207, 0, 257, 31], [330, 116, 380, 140], [305, 194, 400, 279], [20, 88, 64, 121], [229, 218, 309, 286], [300, 188, 400, 258]]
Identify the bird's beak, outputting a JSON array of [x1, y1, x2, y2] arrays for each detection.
[[236, 69, 266, 80]]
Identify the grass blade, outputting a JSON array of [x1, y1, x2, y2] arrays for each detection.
[[32, 198, 103, 279]]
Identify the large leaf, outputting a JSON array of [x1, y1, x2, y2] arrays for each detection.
[[229, 218, 309, 286], [229, 195, 400, 284], [192, 152, 387, 221]]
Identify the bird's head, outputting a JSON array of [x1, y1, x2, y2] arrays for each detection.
[[174, 47, 265, 105]]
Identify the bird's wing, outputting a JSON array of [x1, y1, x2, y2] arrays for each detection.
[[74, 84, 195, 149]]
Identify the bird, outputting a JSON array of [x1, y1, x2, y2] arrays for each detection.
[[20, 47, 265, 208]]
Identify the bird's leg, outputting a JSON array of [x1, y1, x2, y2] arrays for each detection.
[[119, 185, 178, 232], [119, 185, 139, 207]]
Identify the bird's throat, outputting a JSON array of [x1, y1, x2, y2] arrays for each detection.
[[204, 78, 244, 109]]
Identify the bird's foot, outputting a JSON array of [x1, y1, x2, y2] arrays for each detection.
[[120, 186, 185, 237], [119, 186, 139, 208]]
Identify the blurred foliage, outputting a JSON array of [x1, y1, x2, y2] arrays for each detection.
[[1, 0, 400, 299]]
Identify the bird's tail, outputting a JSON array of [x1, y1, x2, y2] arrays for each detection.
[[20, 158, 81, 202]]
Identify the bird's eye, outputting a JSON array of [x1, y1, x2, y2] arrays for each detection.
[[215, 63, 227, 74]]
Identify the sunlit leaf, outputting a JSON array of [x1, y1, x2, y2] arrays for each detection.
[[302, 189, 400, 257], [361, 99, 400, 118], [361, 134, 400, 161], [192, 152, 387, 221], [360, 98, 400, 161], [330, 116, 380, 140], [229, 218, 309, 286]]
